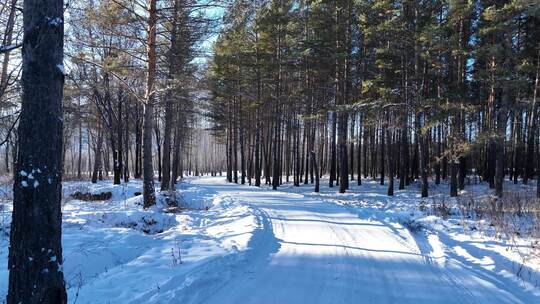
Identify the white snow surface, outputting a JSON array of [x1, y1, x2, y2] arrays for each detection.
[[0, 176, 538, 303]]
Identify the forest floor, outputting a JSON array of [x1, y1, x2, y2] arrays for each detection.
[[0, 176, 539, 303]]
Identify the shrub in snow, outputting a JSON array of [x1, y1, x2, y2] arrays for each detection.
[[101, 212, 177, 235]]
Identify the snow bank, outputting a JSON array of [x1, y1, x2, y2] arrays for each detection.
[[0, 178, 260, 303]]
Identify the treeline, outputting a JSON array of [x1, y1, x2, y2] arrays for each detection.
[[207, 0, 540, 198]]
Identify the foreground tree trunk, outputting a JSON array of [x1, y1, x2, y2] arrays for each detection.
[[143, 0, 158, 208], [8, 0, 67, 302]]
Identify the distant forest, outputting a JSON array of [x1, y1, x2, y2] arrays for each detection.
[[206, 0, 540, 199]]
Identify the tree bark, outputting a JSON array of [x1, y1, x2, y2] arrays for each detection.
[[143, 0, 157, 208], [8, 0, 67, 301]]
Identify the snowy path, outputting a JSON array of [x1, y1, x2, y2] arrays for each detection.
[[188, 177, 539, 304]]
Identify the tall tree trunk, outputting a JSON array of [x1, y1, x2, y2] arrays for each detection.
[[226, 127, 232, 182], [380, 124, 385, 185], [240, 121, 246, 185], [304, 123, 310, 184], [435, 124, 441, 185], [143, 0, 157, 208], [77, 102, 83, 179], [329, 111, 337, 187], [311, 150, 320, 192], [5, 139, 9, 173], [527, 50, 539, 185], [387, 127, 394, 196], [255, 118, 261, 187], [8, 0, 67, 301], [92, 126, 103, 184], [272, 18, 283, 191], [357, 114, 362, 185], [494, 108, 506, 198], [350, 114, 355, 181], [233, 116, 239, 183], [154, 119, 162, 182], [161, 93, 174, 191], [113, 93, 123, 185], [294, 118, 300, 187], [124, 103, 130, 183], [134, 104, 142, 179], [338, 112, 349, 193], [420, 116, 429, 198], [399, 120, 407, 190]]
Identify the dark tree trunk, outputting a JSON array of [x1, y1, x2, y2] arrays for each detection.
[[412, 115, 420, 180], [5, 139, 9, 173], [255, 118, 261, 187], [240, 119, 246, 185], [143, 0, 157, 208], [380, 124, 385, 186], [527, 51, 539, 185], [294, 119, 300, 187], [233, 118, 239, 184], [450, 162, 458, 197], [272, 115, 281, 190], [357, 114, 362, 185], [134, 104, 142, 179], [329, 111, 337, 187], [227, 125, 232, 182], [304, 124, 309, 185], [311, 151, 320, 192], [123, 103, 130, 183], [487, 142, 496, 188], [420, 125, 429, 198], [399, 123, 407, 190], [495, 105, 508, 198], [113, 93, 123, 185], [92, 126, 103, 184], [435, 124, 441, 185], [387, 129, 394, 196], [8, 0, 67, 302], [161, 93, 174, 191], [338, 112, 349, 193], [171, 124, 181, 190], [363, 124, 368, 179], [350, 114, 355, 181], [458, 156, 466, 191], [154, 120, 162, 182], [77, 104, 83, 179]]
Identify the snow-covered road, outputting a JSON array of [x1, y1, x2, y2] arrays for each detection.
[[189, 177, 540, 304]]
